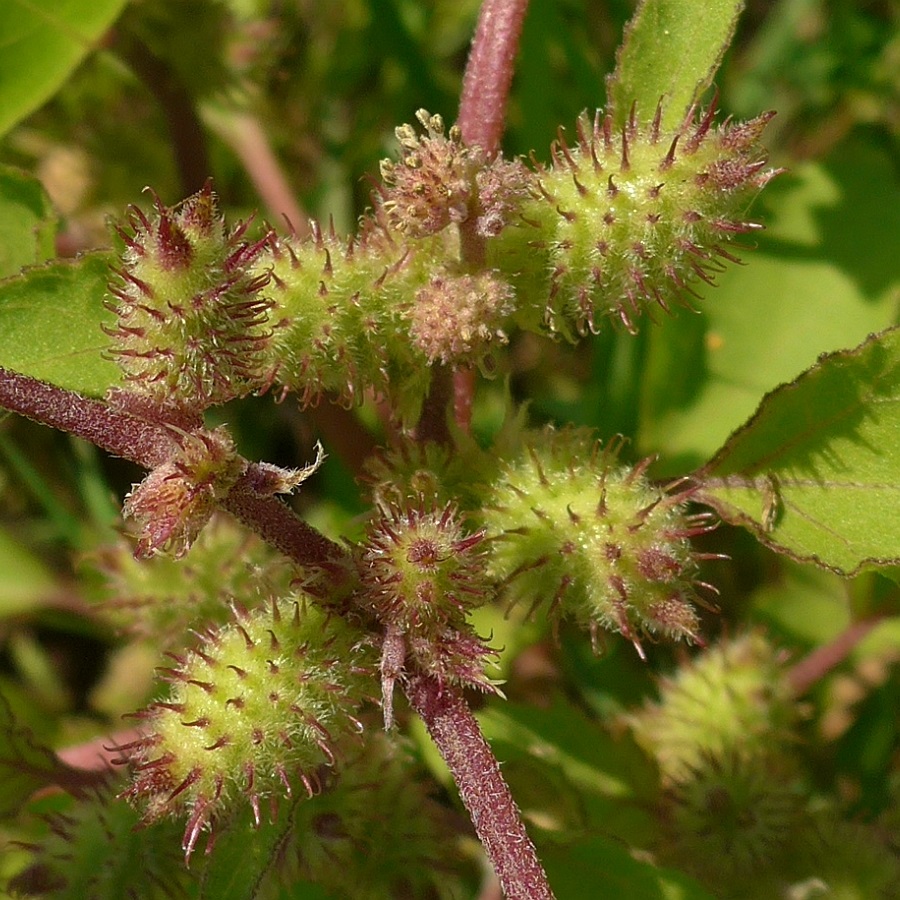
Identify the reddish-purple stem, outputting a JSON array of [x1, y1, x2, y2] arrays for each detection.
[[415, 365, 453, 445], [450, 0, 530, 432], [0, 368, 346, 571], [405, 675, 555, 900], [0, 367, 174, 467], [457, 0, 531, 157], [788, 615, 886, 697], [221, 471, 346, 570], [414, 10, 553, 894], [117, 35, 211, 198], [454, 368, 477, 433]]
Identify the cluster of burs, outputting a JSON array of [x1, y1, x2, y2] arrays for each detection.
[[39, 99, 817, 894], [631, 632, 900, 897], [107, 105, 776, 420]]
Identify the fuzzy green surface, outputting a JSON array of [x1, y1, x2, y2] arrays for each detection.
[[134, 597, 372, 822], [480, 428, 699, 643], [263, 228, 439, 420], [489, 111, 774, 339], [628, 632, 795, 783]]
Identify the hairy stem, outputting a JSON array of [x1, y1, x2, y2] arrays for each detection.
[[0, 368, 174, 467], [415, 365, 453, 444], [0, 369, 346, 570], [414, 8, 554, 896], [450, 0, 530, 431], [453, 367, 477, 433], [457, 0, 530, 157], [405, 675, 555, 900], [222, 468, 347, 570]]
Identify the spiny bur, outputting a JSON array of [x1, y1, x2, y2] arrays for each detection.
[[359, 501, 498, 723], [116, 596, 374, 861], [105, 182, 274, 414], [665, 753, 800, 887], [627, 631, 797, 783], [361, 501, 488, 636], [95, 514, 291, 646], [490, 99, 781, 338], [260, 220, 431, 417], [628, 636, 803, 891], [480, 426, 715, 656]]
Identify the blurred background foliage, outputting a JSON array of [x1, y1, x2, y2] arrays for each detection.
[[0, 0, 897, 897]]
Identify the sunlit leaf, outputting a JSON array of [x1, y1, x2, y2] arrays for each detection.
[[607, 0, 743, 128], [0, 165, 56, 280], [541, 834, 716, 899], [0, 252, 121, 397], [0, 0, 128, 137], [698, 327, 900, 576], [478, 699, 659, 845], [639, 135, 900, 473]]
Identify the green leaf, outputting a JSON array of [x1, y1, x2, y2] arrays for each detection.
[[0, 0, 129, 137], [749, 561, 851, 646], [638, 135, 900, 473], [0, 165, 57, 279], [0, 252, 122, 397], [697, 327, 900, 576], [606, 0, 744, 129], [197, 800, 329, 900], [477, 699, 659, 846]]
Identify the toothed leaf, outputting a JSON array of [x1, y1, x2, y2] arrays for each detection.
[[698, 327, 900, 576], [638, 138, 900, 470], [0, 165, 57, 279]]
